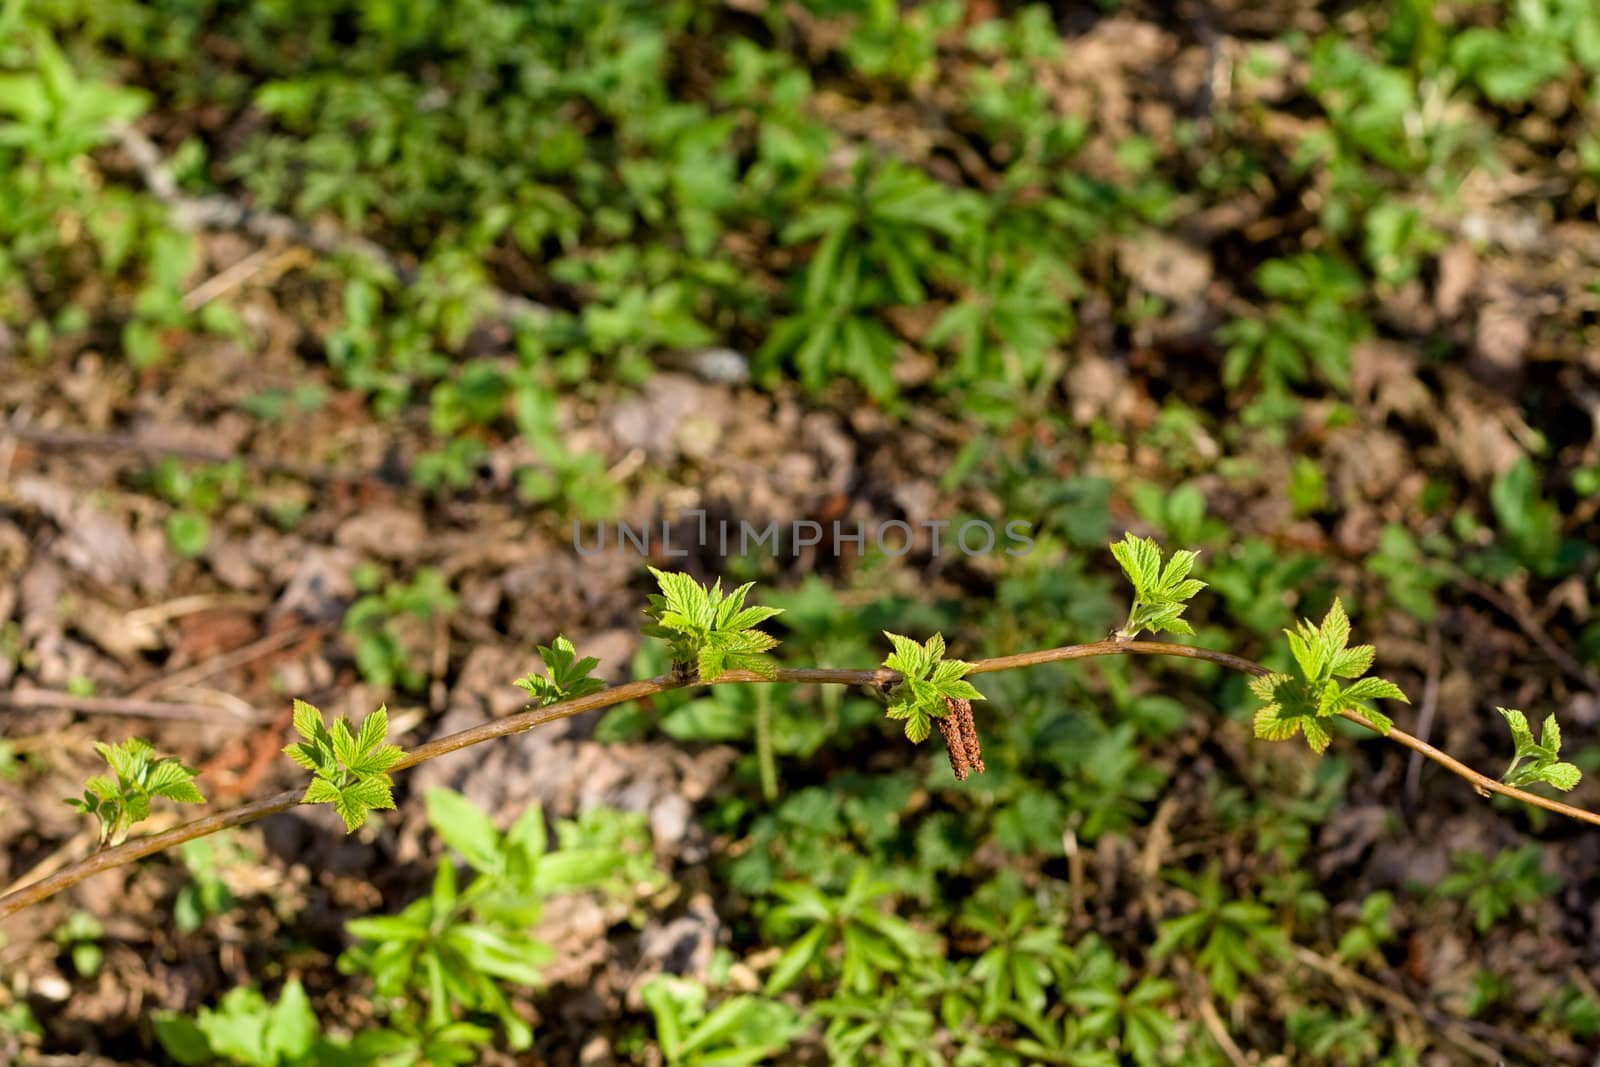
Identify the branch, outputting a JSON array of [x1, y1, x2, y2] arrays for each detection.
[[2, 640, 1594, 920]]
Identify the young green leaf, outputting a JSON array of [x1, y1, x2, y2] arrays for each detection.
[[284, 700, 405, 833], [643, 568, 784, 681], [1110, 534, 1206, 638], [882, 631, 983, 743], [1498, 707, 1581, 792], [515, 634, 605, 706], [66, 738, 205, 846], [1250, 598, 1408, 754]]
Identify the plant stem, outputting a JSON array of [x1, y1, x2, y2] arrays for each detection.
[[2, 639, 1594, 920]]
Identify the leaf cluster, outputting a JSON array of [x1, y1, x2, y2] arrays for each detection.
[[338, 787, 652, 1052], [1250, 598, 1408, 754], [642, 976, 804, 1067], [154, 974, 493, 1067], [1109, 534, 1206, 638], [1437, 845, 1558, 933], [67, 738, 205, 846], [343, 567, 459, 692], [643, 568, 784, 682], [283, 701, 404, 832], [881, 631, 982, 743], [514, 634, 604, 706], [762, 866, 935, 996], [1497, 707, 1581, 792], [1151, 863, 1289, 1004]]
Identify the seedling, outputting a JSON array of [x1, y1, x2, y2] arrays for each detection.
[[1151, 862, 1289, 1004], [641, 976, 804, 1067], [343, 567, 458, 692], [1437, 845, 1558, 933], [52, 910, 104, 978], [762, 865, 933, 995]]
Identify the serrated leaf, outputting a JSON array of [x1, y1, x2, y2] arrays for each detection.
[[1157, 550, 1199, 594], [330, 718, 357, 768], [350, 744, 405, 776], [1262, 599, 1406, 753], [1135, 538, 1160, 591], [880, 631, 983, 747], [1537, 762, 1581, 791], [1329, 644, 1376, 679], [930, 658, 973, 686], [345, 775, 396, 813], [1248, 673, 1332, 754], [329, 776, 395, 833], [292, 699, 323, 743], [332, 790, 371, 832], [355, 705, 389, 757], [1252, 703, 1302, 743], [1302, 717, 1333, 754], [1286, 629, 1320, 683], [302, 777, 341, 805], [726, 605, 783, 631], [1166, 578, 1207, 602], [1498, 707, 1533, 747], [884, 631, 925, 673], [1110, 535, 1152, 592], [941, 679, 984, 702], [147, 761, 205, 804], [1540, 714, 1561, 754], [543, 635, 577, 670], [283, 742, 320, 771], [1340, 677, 1409, 705], [71, 739, 204, 842], [1248, 672, 1285, 702], [1321, 598, 1350, 663]]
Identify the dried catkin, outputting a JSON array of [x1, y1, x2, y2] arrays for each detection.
[[938, 697, 985, 780]]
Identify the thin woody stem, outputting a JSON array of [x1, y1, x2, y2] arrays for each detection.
[[2, 640, 1593, 920]]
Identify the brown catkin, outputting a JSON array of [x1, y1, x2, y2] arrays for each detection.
[[939, 697, 984, 780]]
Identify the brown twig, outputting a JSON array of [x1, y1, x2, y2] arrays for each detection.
[[1184, 964, 1249, 1067], [0, 421, 351, 484], [1457, 572, 1600, 693], [0, 688, 265, 722], [1289, 945, 1525, 1064], [1, 639, 1596, 920], [126, 622, 326, 701]]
